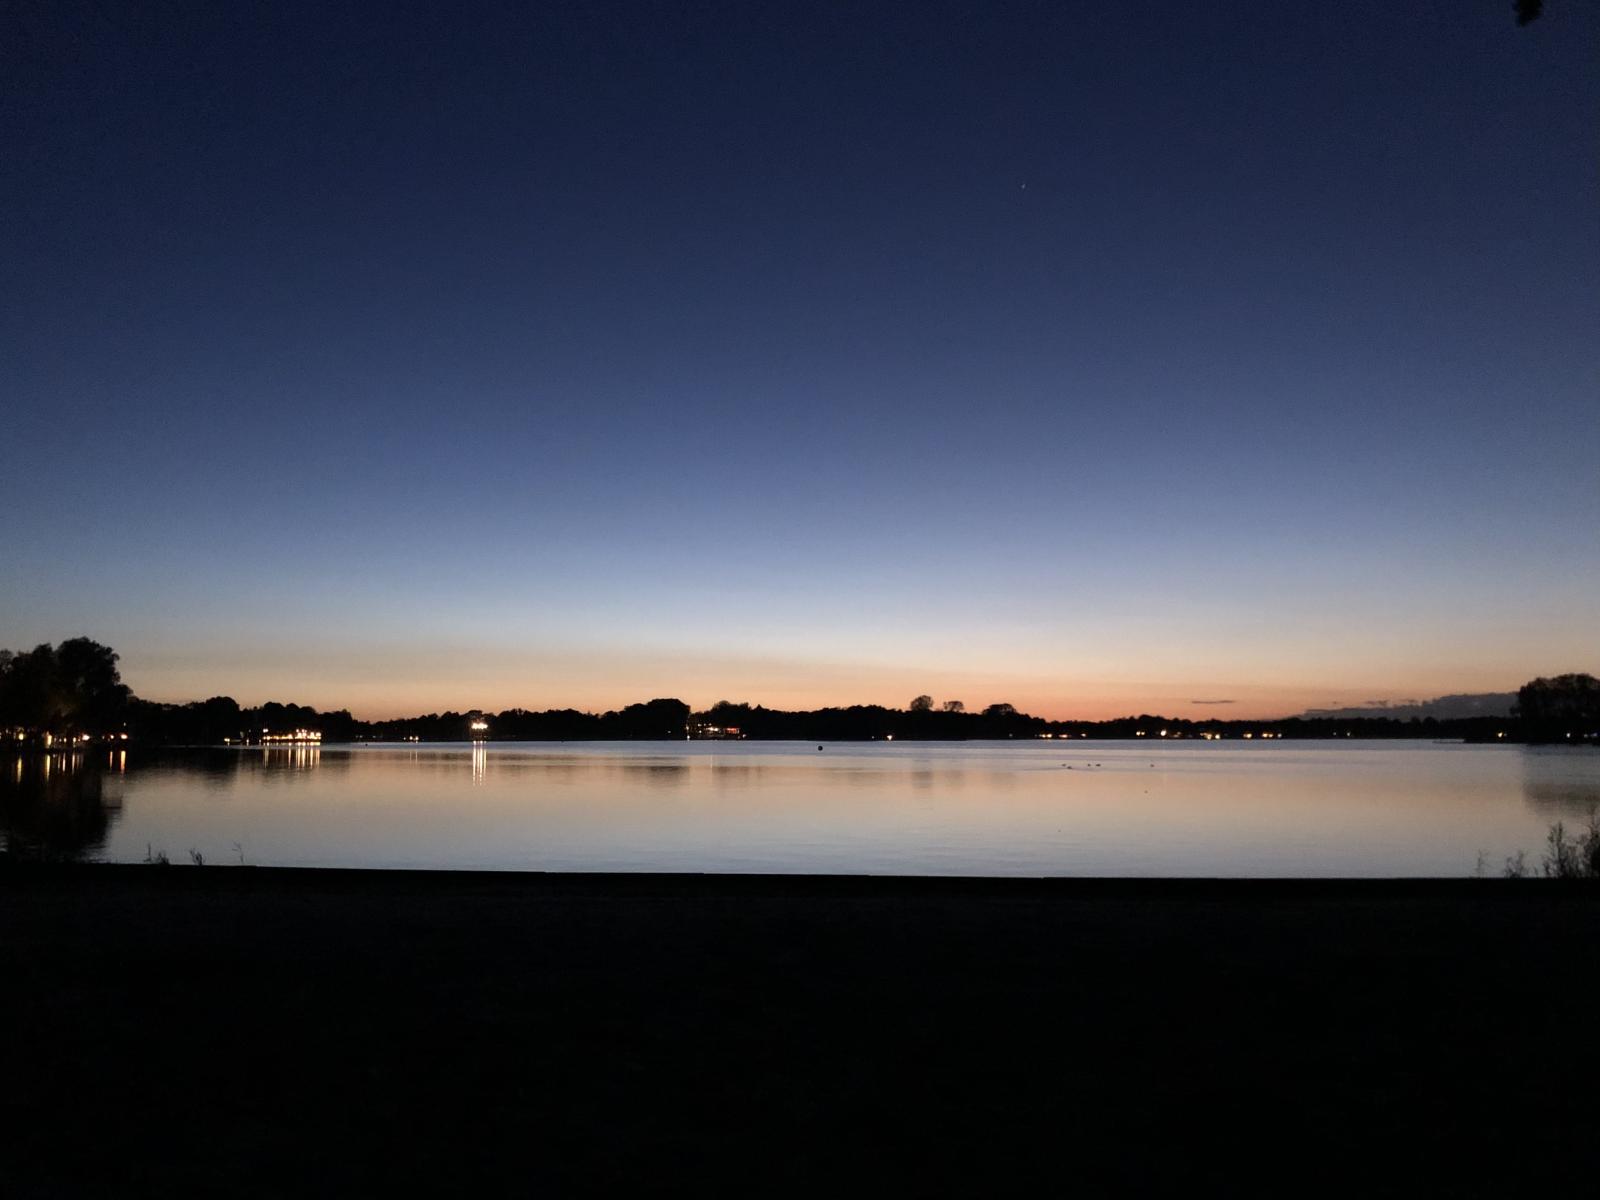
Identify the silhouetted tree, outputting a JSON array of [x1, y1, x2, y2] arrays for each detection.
[[54, 638, 131, 731], [602, 698, 690, 739], [1515, 674, 1600, 743], [942, 700, 965, 713], [0, 645, 59, 730], [0, 639, 128, 736], [909, 695, 934, 712]]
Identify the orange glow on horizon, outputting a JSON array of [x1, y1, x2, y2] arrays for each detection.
[[114, 631, 1562, 726], [129, 673, 1521, 725]]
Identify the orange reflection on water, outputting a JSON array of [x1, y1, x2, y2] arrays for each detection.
[[259, 744, 320, 771], [49, 741, 1600, 877]]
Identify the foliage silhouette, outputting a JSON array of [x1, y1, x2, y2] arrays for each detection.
[[0, 639, 129, 736], [1540, 812, 1600, 879], [1514, 674, 1600, 744]]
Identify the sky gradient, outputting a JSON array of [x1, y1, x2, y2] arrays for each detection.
[[4, 1, 1597, 719]]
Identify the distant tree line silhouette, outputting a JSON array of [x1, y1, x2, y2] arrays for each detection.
[[99, 691, 1600, 745], [3, 640, 1594, 745]]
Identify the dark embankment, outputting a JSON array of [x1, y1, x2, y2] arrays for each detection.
[[5, 866, 1597, 1195]]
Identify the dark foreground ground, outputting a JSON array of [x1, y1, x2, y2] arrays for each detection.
[[4, 866, 1597, 1195]]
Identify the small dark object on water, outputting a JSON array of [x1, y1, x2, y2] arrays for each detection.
[[817, 745, 823, 751]]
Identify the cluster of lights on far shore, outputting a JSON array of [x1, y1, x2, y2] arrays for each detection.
[[1032, 729, 1289, 741], [28, 732, 130, 747], [1121, 729, 1282, 740]]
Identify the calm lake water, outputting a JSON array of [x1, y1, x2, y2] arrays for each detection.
[[4, 740, 1599, 876]]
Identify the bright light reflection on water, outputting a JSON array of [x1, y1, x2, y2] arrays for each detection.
[[4, 741, 1599, 876]]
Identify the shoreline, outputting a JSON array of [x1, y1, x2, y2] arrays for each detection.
[[6, 863, 1598, 1192], [7, 858, 1597, 891]]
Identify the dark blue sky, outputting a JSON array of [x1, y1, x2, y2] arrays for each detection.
[[4, 1, 1596, 717]]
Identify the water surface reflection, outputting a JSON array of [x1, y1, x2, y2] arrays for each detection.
[[1520, 746, 1600, 814], [3, 742, 1598, 875], [1, 751, 122, 859]]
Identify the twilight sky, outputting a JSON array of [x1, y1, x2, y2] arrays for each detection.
[[3, 1, 1596, 720]]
